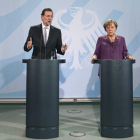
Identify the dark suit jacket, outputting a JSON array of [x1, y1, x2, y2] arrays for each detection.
[[24, 24, 64, 59]]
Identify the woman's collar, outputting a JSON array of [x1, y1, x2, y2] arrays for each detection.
[[105, 34, 119, 40]]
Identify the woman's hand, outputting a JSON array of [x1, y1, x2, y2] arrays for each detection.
[[127, 55, 135, 60], [91, 55, 97, 63]]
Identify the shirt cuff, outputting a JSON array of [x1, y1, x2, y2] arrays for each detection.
[[27, 45, 32, 49]]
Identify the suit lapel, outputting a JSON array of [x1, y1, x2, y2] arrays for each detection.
[[106, 36, 119, 46], [38, 24, 45, 47], [113, 37, 119, 45], [106, 38, 113, 45]]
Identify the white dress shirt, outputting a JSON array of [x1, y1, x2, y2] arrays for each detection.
[[42, 23, 50, 43]]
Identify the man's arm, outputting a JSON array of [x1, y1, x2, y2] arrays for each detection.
[[24, 27, 33, 52], [56, 29, 65, 55]]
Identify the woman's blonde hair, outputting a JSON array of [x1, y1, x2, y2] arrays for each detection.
[[103, 19, 118, 31]]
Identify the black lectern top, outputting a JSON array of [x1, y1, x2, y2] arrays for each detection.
[[22, 59, 66, 63], [92, 59, 135, 64]]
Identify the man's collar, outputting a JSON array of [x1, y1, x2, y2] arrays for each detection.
[[42, 23, 50, 29]]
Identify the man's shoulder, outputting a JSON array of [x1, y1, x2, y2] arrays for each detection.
[[30, 24, 41, 29], [51, 25, 61, 31]]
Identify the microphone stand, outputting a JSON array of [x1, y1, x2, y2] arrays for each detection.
[[45, 43, 46, 59], [39, 34, 43, 59]]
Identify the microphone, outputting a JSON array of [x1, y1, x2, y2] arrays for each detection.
[[45, 41, 46, 59], [39, 33, 43, 59]]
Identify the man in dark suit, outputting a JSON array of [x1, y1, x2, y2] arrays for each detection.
[[24, 8, 67, 59]]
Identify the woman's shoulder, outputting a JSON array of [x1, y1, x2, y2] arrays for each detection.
[[98, 36, 106, 40], [117, 35, 125, 40], [97, 35, 126, 41]]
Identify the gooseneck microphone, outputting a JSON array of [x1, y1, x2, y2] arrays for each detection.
[[39, 33, 43, 59], [45, 42, 46, 59]]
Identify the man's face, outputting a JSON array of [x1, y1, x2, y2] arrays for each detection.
[[41, 11, 53, 26], [106, 23, 116, 36]]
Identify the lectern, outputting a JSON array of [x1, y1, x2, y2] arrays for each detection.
[[92, 60, 135, 138], [23, 59, 65, 139]]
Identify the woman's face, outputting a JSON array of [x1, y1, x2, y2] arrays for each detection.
[[106, 23, 116, 36]]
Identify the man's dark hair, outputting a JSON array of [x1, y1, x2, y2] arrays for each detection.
[[41, 8, 53, 15]]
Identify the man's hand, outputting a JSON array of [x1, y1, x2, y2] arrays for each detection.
[[61, 44, 67, 52], [27, 37, 32, 49], [91, 55, 97, 63]]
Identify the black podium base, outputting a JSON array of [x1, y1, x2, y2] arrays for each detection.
[[26, 126, 59, 139], [100, 125, 133, 138]]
